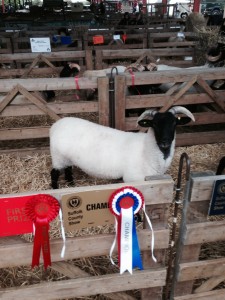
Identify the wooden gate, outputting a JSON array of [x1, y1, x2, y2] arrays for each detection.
[[114, 67, 225, 146], [0, 176, 174, 299], [171, 172, 225, 300]]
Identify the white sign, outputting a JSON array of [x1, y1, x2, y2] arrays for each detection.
[[177, 32, 185, 38], [113, 35, 121, 40], [30, 37, 51, 53]]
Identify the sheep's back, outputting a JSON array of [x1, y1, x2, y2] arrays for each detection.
[[49, 117, 145, 179]]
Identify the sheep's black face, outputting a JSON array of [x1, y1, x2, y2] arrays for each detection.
[[152, 112, 177, 159]]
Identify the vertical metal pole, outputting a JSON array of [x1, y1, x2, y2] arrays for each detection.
[[109, 67, 118, 128], [164, 152, 191, 300]]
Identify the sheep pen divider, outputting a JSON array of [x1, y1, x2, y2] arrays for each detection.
[[0, 66, 225, 155], [114, 67, 225, 146], [0, 50, 93, 78], [0, 176, 174, 300], [171, 172, 225, 300], [0, 75, 110, 154]]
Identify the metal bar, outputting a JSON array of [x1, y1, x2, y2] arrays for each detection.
[[109, 66, 118, 128], [164, 152, 191, 300]]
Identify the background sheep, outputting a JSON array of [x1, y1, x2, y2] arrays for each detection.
[[43, 62, 80, 101], [50, 106, 195, 189]]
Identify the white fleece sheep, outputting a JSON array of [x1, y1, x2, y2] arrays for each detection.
[[50, 106, 195, 188]]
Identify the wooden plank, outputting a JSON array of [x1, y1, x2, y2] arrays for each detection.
[[114, 75, 126, 130], [101, 48, 193, 60], [98, 77, 110, 127], [85, 49, 94, 70], [194, 275, 225, 294], [0, 101, 99, 117], [2, 68, 225, 93], [20, 54, 42, 78], [51, 262, 137, 300], [0, 147, 50, 156], [0, 77, 97, 92], [174, 289, 225, 300], [0, 51, 86, 63], [160, 76, 198, 112], [0, 268, 166, 300], [125, 91, 225, 109], [17, 85, 60, 121], [151, 41, 195, 48], [189, 174, 225, 203], [0, 85, 19, 113], [0, 127, 50, 140], [51, 261, 89, 278], [184, 221, 225, 245], [0, 229, 169, 268], [95, 50, 103, 70], [0, 67, 63, 78], [0, 176, 173, 204], [197, 77, 225, 112], [178, 257, 225, 281], [20, 54, 60, 78], [125, 113, 225, 130], [176, 131, 225, 146]]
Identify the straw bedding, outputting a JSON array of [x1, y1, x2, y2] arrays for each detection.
[[0, 140, 224, 299]]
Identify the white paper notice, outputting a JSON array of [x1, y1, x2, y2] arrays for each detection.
[[30, 37, 51, 53]]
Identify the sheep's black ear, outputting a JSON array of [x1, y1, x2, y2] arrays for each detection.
[[176, 116, 192, 126], [138, 119, 153, 127]]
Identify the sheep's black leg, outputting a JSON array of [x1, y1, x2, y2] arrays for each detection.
[[216, 156, 225, 175], [51, 168, 60, 189], [65, 166, 74, 186]]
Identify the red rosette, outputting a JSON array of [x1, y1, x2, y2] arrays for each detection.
[[25, 194, 60, 269], [26, 194, 60, 223]]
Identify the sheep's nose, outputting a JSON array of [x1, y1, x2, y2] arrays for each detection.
[[159, 142, 171, 149]]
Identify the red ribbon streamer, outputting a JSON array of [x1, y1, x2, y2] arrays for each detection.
[[128, 69, 135, 86], [74, 76, 80, 100], [32, 218, 51, 269], [25, 194, 60, 269], [74, 76, 80, 90]]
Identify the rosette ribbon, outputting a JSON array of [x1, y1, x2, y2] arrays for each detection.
[[109, 186, 144, 274], [25, 194, 60, 269]]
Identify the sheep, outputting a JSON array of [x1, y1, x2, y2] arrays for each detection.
[[82, 66, 127, 78], [49, 106, 195, 189], [156, 63, 212, 93], [43, 62, 80, 101]]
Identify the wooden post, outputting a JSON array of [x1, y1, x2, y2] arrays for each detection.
[[98, 76, 110, 127], [114, 75, 126, 131], [85, 49, 94, 70], [95, 50, 103, 70]]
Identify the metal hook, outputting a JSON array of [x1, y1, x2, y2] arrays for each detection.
[[110, 66, 118, 81]]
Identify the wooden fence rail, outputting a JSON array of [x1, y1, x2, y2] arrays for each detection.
[[171, 172, 225, 300], [0, 176, 174, 300], [95, 47, 195, 70], [0, 76, 109, 144], [0, 66, 225, 152], [0, 50, 93, 77], [114, 67, 225, 146]]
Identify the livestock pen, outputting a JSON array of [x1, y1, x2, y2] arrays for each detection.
[[1, 65, 225, 152], [0, 45, 225, 299], [0, 151, 225, 299]]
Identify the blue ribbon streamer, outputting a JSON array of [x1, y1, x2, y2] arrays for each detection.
[[132, 216, 143, 270]]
